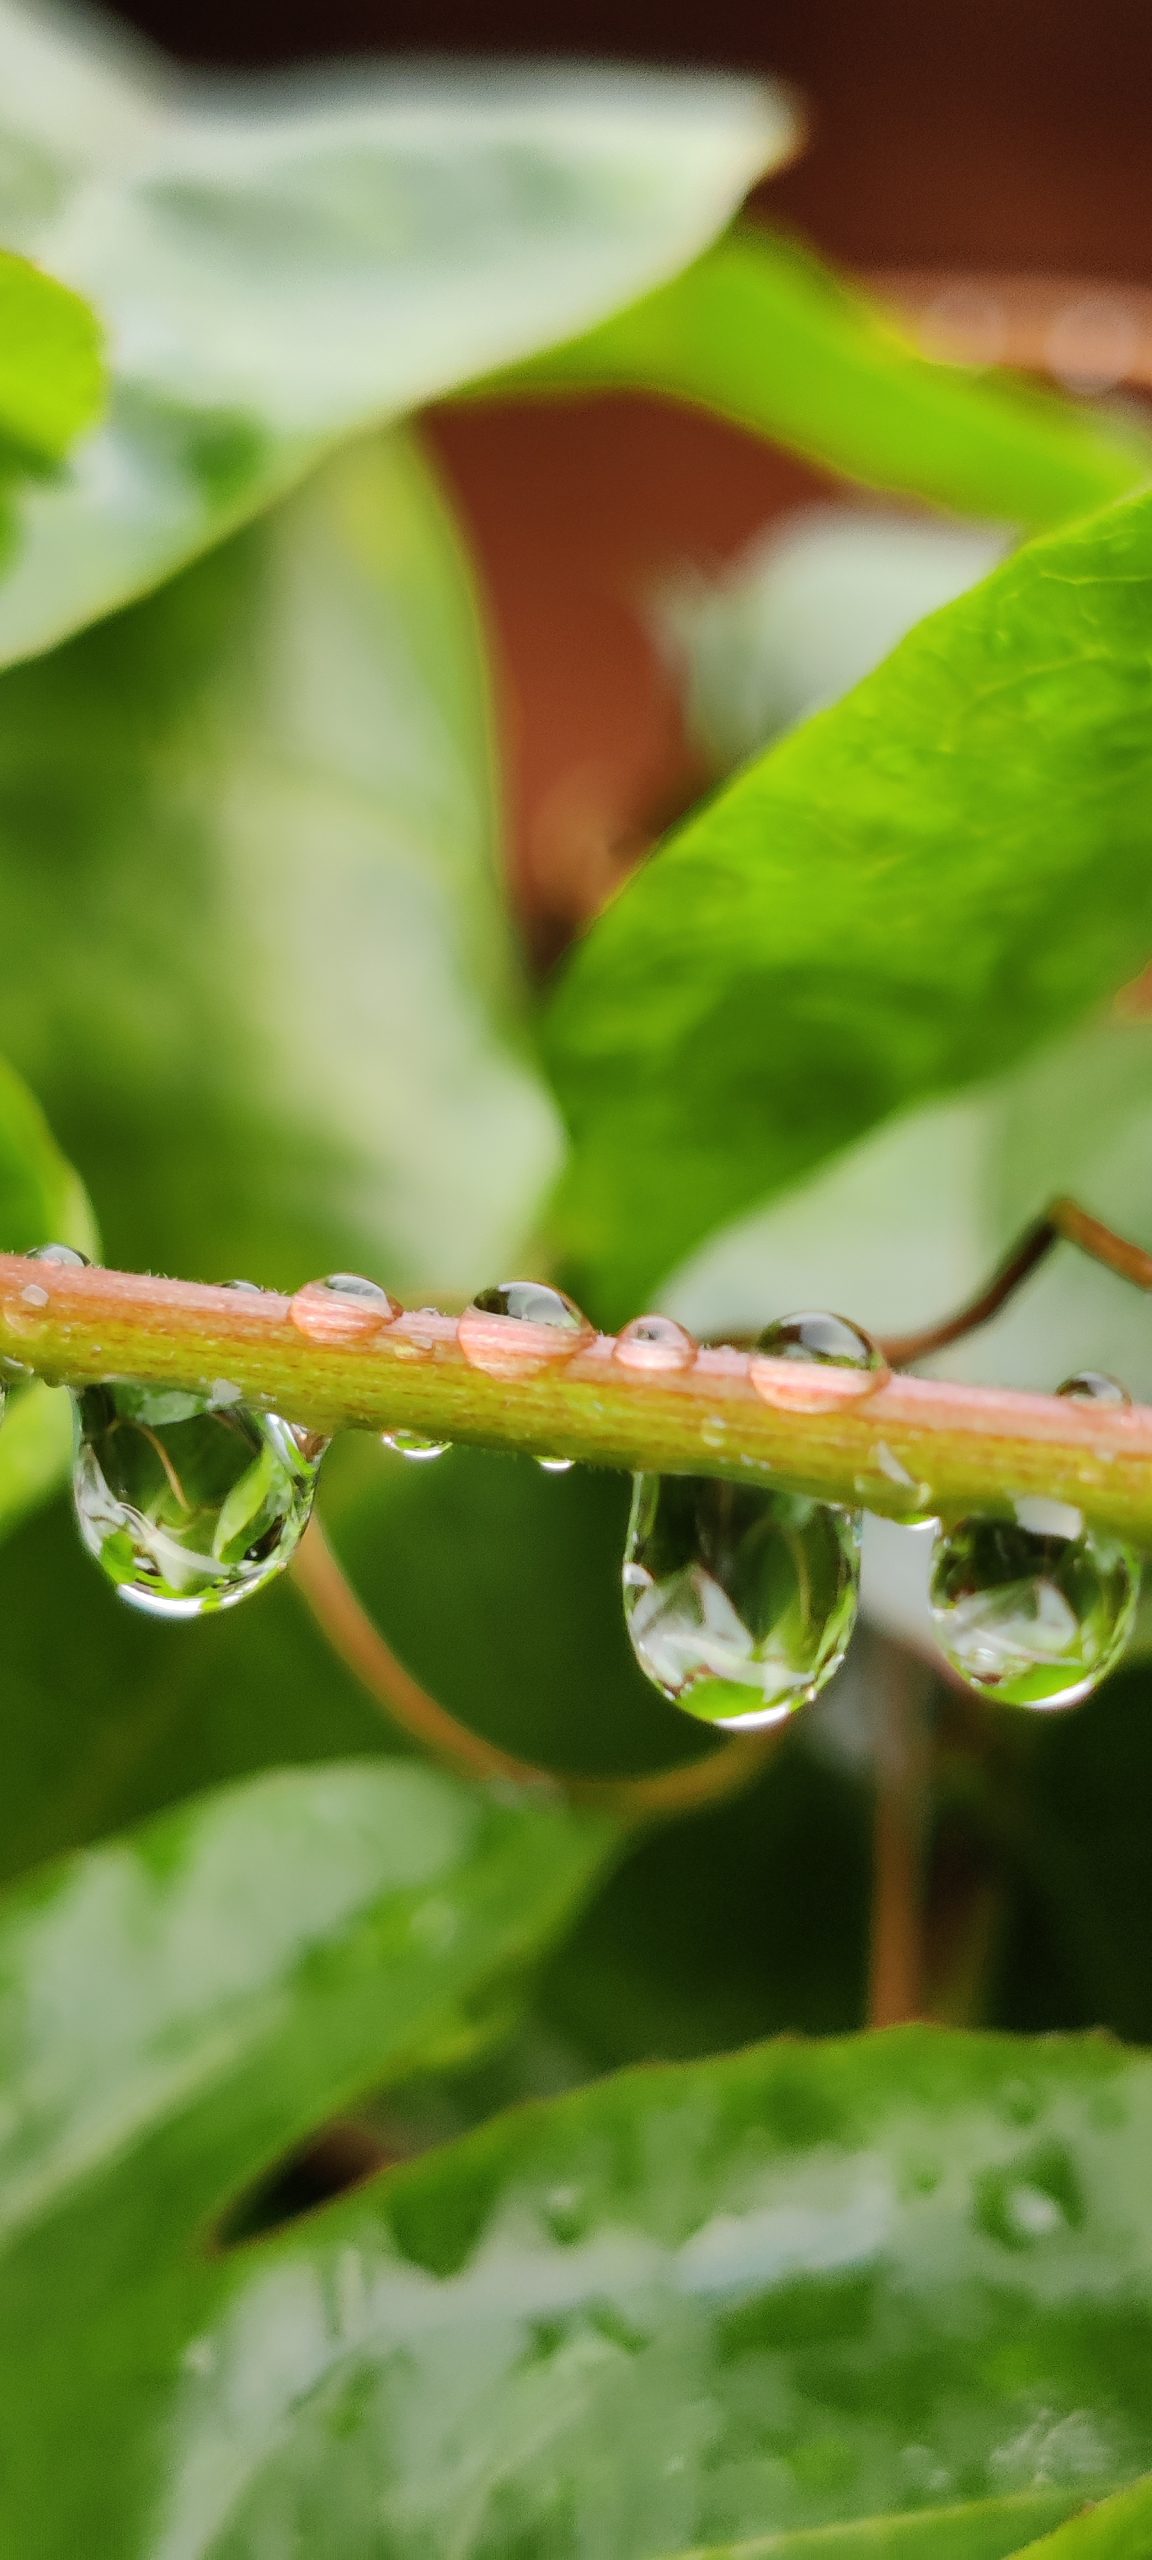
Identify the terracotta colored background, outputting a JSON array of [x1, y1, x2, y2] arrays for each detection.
[[113, 0, 1152, 939]]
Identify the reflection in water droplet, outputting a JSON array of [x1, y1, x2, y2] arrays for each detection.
[[381, 1429, 449, 1462], [536, 1455, 575, 1474], [1058, 1369, 1132, 1410], [73, 1380, 320, 1617], [458, 1279, 592, 1379], [975, 2144, 1083, 2251], [613, 1314, 697, 1374], [623, 1472, 859, 1729], [290, 1273, 400, 1342], [750, 1309, 887, 1410], [930, 1507, 1139, 1709]]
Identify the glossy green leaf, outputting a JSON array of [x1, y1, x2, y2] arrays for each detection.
[[0, 247, 103, 466], [669, 2497, 1087, 2558], [496, 229, 1150, 532], [0, 0, 793, 661], [10, 2024, 1152, 2554], [547, 483, 1152, 1318], [0, 425, 557, 1293], [1012, 2472, 1152, 2554]]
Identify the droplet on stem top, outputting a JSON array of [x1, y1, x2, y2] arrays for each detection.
[[290, 1273, 400, 1343], [27, 1243, 91, 1268], [458, 1279, 592, 1380], [72, 1380, 321, 1618], [749, 1309, 887, 1411], [623, 1472, 860, 1730], [930, 1369, 1140, 1709], [381, 1429, 449, 1462], [612, 1314, 697, 1374]]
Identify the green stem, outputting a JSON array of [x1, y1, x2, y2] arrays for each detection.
[[3, 1252, 1151, 1539]]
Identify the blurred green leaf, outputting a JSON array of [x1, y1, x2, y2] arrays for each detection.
[[0, 426, 557, 1293], [0, 1051, 96, 1545], [547, 484, 1152, 1319], [0, 0, 794, 661], [11, 2023, 1152, 2554], [0, 247, 103, 466], [1011, 2473, 1152, 2555], [668, 2501, 1090, 2558], [497, 230, 1150, 531]]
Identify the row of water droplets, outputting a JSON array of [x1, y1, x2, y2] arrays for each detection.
[[4, 1254, 1140, 1716]]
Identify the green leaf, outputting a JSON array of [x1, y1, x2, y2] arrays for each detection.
[[0, 1052, 97, 1544], [11, 2024, 1152, 2554], [0, 247, 103, 465], [0, 426, 556, 1293], [546, 483, 1152, 1319], [667, 2496, 1087, 2557], [0, 0, 794, 661], [496, 230, 1150, 533], [1012, 2473, 1152, 2554], [0, 1757, 612, 2553]]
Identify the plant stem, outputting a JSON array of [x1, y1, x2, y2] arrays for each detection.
[[4, 1251, 1152, 1538], [868, 1639, 930, 2028]]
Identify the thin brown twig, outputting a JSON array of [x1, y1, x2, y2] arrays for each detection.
[[292, 1513, 779, 1826], [878, 1194, 1152, 1367], [867, 1638, 931, 2028]]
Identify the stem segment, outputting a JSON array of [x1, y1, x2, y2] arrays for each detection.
[[4, 1251, 1152, 1540]]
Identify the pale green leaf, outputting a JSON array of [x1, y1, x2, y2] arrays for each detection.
[[1012, 2472, 1152, 2554], [0, 246, 103, 463], [0, 0, 793, 661], [0, 1052, 97, 1544], [546, 484, 1152, 1319]]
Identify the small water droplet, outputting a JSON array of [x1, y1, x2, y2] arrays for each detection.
[[872, 1441, 936, 1523], [27, 1243, 91, 1269], [290, 1273, 400, 1343], [930, 1495, 1139, 1709], [1058, 1369, 1132, 1410], [749, 1309, 888, 1411], [975, 2146, 1083, 2251], [19, 1283, 49, 1309], [613, 1314, 697, 1374], [622, 1472, 859, 1729], [536, 1455, 575, 1474], [458, 1279, 592, 1380], [73, 1380, 320, 1618], [381, 1429, 449, 1461]]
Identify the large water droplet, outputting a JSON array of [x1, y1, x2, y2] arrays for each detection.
[[73, 1381, 320, 1618], [623, 1472, 860, 1729], [27, 1243, 91, 1269], [613, 1314, 697, 1374], [750, 1309, 887, 1411], [381, 1429, 449, 1462], [930, 1368, 1139, 1712], [290, 1273, 400, 1342], [458, 1279, 592, 1380]]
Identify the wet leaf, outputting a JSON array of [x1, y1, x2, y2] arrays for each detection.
[[0, 0, 792, 661], [8, 2023, 1152, 2553], [0, 248, 103, 467], [0, 427, 556, 1293], [497, 229, 1149, 532], [547, 484, 1152, 1318], [1011, 2471, 1152, 2554]]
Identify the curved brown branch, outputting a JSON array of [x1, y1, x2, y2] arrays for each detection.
[[291, 1513, 779, 1826]]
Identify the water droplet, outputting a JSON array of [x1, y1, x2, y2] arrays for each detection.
[[458, 1279, 592, 1379], [613, 1314, 697, 1374], [750, 1309, 888, 1411], [930, 1492, 1139, 1709], [290, 1273, 400, 1343], [73, 1380, 320, 1618], [1058, 1369, 1132, 1410], [622, 1472, 859, 1730], [381, 1429, 449, 1461], [27, 1243, 91, 1269], [536, 1455, 575, 1474], [19, 1283, 48, 1308], [872, 1441, 936, 1523]]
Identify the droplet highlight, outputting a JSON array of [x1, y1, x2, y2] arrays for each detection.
[[613, 1314, 697, 1374], [73, 1380, 320, 1618], [750, 1308, 887, 1411], [290, 1273, 400, 1343], [623, 1472, 860, 1730], [536, 1455, 575, 1475], [458, 1279, 592, 1380]]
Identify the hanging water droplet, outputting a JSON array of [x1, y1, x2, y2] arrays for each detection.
[[930, 1368, 1140, 1711], [290, 1273, 400, 1343], [749, 1309, 887, 1412], [381, 1429, 449, 1462], [613, 1314, 697, 1373], [458, 1278, 592, 1380], [73, 1380, 320, 1618], [623, 1472, 860, 1730], [536, 1455, 575, 1475]]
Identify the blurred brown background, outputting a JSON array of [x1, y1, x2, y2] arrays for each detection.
[[110, 0, 1152, 938]]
